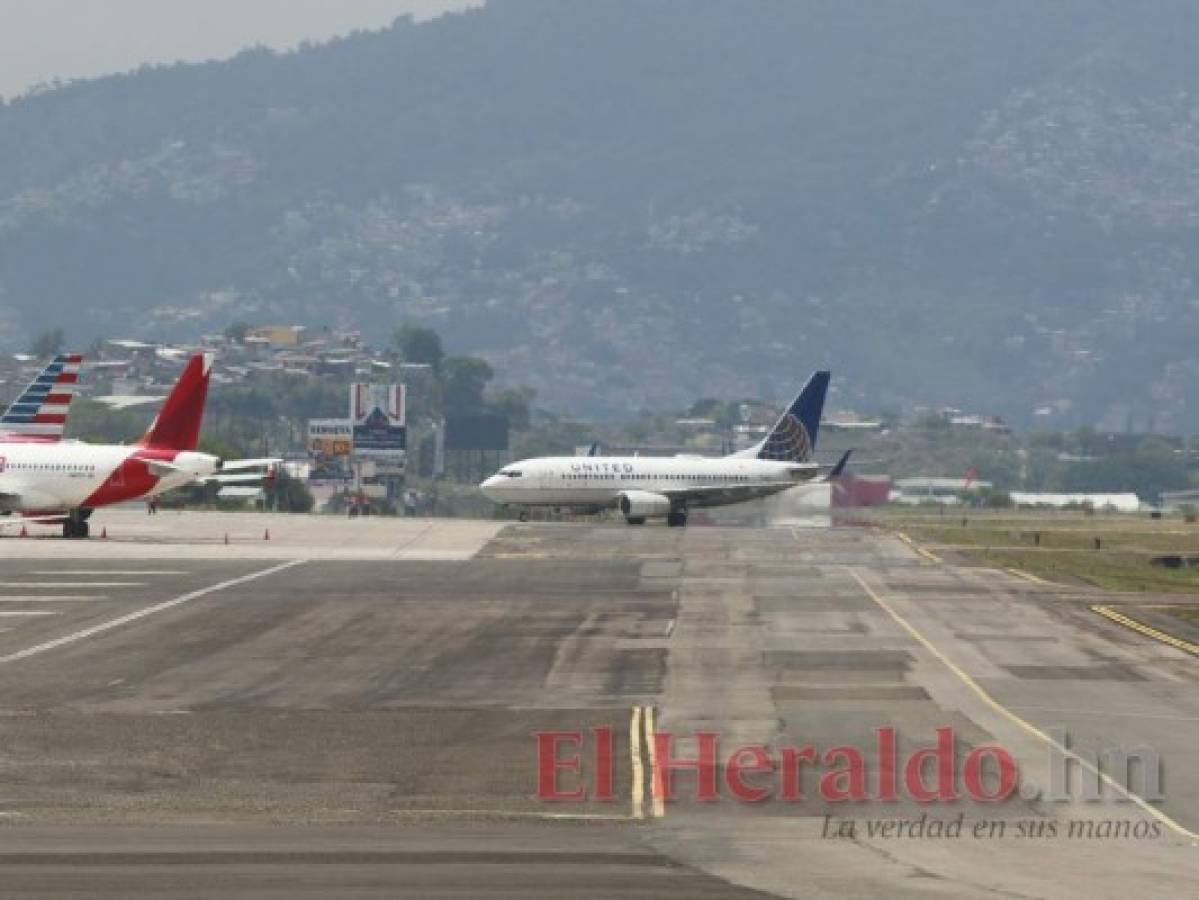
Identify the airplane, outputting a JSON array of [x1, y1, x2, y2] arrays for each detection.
[[0, 352, 276, 538], [480, 371, 838, 526], [0, 353, 83, 442]]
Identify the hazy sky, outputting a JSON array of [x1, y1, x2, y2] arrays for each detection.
[[0, 0, 480, 100]]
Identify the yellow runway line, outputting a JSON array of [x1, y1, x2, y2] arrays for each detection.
[[848, 567, 1198, 842], [1005, 567, 1049, 585], [895, 531, 942, 565], [1092, 605, 1199, 657]]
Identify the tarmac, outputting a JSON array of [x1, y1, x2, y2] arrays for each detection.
[[0, 512, 1196, 897]]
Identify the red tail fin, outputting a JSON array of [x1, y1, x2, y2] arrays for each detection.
[[140, 353, 212, 451]]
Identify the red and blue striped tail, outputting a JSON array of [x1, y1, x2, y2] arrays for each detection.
[[0, 353, 82, 440]]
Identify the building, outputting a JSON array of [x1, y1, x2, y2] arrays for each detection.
[[247, 325, 307, 348], [891, 477, 993, 506]]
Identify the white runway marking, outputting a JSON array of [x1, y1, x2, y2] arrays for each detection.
[[644, 705, 665, 819], [0, 560, 305, 666], [26, 570, 188, 577], [1, 582, 144, 588], [0, 611, 59, 617], [629, 706, 644, 820], [0, 596, 107, 603]]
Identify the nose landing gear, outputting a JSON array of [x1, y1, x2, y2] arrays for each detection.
[[666, 509, 689, 528]]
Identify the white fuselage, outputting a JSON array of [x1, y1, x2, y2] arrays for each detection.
[[479, 455, 817, 510], [0, 440, 218, 513]]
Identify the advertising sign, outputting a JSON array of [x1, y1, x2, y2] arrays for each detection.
[[351, 383, 407, 474], [307, 418, 353, 481]]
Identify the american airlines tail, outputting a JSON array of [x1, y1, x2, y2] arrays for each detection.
[[733, 370, 830, 463], [138, 352, 213, 452], [0, 353, 82, 440]]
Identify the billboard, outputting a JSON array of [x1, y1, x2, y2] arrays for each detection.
[[445, 414, 509, 451], [307, 418, 353, 481], [351, 383, 407, 473], [308, 418, 353, 456]]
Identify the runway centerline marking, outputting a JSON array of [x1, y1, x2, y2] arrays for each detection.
[[0, 596, 107, 603], [846, 566, 1199, 842], [25, 570, 188, 577], [0, 611, 59, 617], [0, 582, 144, 589], [0, 560, 306, 666]]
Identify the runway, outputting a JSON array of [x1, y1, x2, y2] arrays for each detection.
[[0, 516, 1196, 897]]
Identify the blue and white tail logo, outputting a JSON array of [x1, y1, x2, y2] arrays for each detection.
[[757, 371, 830, 463], [0, 353, 82, 440]]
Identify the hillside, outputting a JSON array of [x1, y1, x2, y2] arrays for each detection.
[[2, 0, 1199, 427]]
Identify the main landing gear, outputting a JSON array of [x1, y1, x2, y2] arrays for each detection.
[[62, 508, 92, 539], [666, 509, 688, 528], [622, 510, 687, 527]]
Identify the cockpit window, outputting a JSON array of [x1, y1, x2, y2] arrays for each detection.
[[502, 470, 522, 478]]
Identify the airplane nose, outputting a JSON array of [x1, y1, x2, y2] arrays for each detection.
[[479, 475, 501, 499]]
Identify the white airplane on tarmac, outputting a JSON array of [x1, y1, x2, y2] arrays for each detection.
[[0, 352, 277, 538], [480, 371, 849, 527]]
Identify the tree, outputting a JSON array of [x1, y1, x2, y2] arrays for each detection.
[[487, 386, 535, 430], [224, 321, 251, 344], [394, 325, 445, 371], [265, 469, 315, 513], [30, 327, 64, 358], [441, 356, 494, 413]]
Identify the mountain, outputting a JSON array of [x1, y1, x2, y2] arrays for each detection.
[[3, 0, 1199, 428]]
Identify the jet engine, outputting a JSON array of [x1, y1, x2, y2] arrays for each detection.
[[618, 490, 672, 523]]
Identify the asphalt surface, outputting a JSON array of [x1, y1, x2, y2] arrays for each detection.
[[0, 517, 1196, 898]]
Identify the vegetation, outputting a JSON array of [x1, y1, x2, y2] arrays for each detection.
[[393, 325, 444, 371], [884, 508, 1199, 594], [29, 328, 64, 358], [5, 2, 1199, 425]]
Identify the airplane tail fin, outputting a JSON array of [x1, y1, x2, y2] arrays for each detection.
[[823, 449, 853, 481], [755, 370, 830, 462], [139, 353, 213, 452], [0, 353, 82, 440]]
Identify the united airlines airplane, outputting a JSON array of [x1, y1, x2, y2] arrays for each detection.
[[0, 353, 274, 538], [480, 372, 841, 526]]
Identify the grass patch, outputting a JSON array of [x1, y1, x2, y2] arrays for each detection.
[[1163, 607, 1199, 627], [867, 508, 1199, 595]]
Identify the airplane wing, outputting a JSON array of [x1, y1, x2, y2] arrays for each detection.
[[658, 481, 800, 508], [147, 458, 281, 483], [208, 472, 273, 485], [220, 458, 282, 471]]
